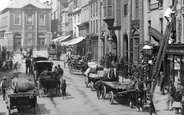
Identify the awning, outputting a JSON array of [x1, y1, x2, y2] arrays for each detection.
[[59, 35, 71, 42], [52, 35, 71, 43], [61, 36, 85, 46]]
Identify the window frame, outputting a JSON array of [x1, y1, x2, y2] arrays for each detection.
[[14, 13, 21, 25], [39, 14, 46, 26], [124, 4, 128, 16]]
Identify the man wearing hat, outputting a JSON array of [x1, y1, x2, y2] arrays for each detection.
[[0, 76, 7, 100]]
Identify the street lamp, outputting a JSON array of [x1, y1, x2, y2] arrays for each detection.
[[142, 44, 153, 56]]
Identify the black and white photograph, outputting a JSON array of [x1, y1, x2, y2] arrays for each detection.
[[0, 0, 183, 115]]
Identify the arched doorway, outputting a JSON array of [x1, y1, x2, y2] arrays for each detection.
[[38, 33, 46, 50], [14, 33, 22, 51]]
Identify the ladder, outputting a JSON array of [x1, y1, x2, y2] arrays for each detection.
[[150, 0, 178, 95]]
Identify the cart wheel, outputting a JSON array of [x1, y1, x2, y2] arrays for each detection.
[[97, 90, 101, 99], [90, 81, 94, 91], [102, 85, 106, 99], [109, 91, 114, 104], [85, 77, 89, 87]]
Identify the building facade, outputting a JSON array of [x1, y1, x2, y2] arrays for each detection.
[[0, 0, 52, 51]]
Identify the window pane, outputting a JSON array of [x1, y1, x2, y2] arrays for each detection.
[[108, 0, 112, 5], [108, 6, 112, 17], [14, 14, 21, 25], [39, 15, 45, 25]]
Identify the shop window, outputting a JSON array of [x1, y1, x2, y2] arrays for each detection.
[[14, 13, 21, 25], [39, 14, 45, 26]]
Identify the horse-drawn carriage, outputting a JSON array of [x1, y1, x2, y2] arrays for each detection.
[[47, 44, 61, 60], [69, 55, 88, 75], [34, 60, 61, 96]]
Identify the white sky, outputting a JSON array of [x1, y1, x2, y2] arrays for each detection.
[[0, 0, 50, 12], [0, 0, 10, 11]]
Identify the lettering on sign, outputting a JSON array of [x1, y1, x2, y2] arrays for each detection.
[[167, 49, 184, 54], [150, 3, 159, 10], [149, 27, 163, 42]]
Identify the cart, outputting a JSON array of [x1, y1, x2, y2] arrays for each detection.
[[69, 59, 88, 75], [85, 67, 104, 91], [39, 73, 61, 96], [34, 61, 53, 78], [99, 81, 131, 104], [6, 88, 39, 115]]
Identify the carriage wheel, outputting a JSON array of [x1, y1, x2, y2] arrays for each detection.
[[85, 77, 89, 87], [97, 90, 101, 100], [102, 85, 106, 99], [90, 81, 94, 91], [109, 91, 114, 104]]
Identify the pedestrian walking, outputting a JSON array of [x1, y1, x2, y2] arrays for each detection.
[[160, 71, 165, 95], [0, 76, 8, 100], [166, 81, 176, 111], [172, 88, 182, 114], [25, 58, 31, 74], [9, 58, 13, 70], [57, 64, 64, 77], [13, 61, 18, 71], [61, 79, 67, 99], [20, 47, 23, 54]]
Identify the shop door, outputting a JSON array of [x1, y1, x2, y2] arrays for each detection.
[[14, 38, 21, 51], [38, 38, 45, 50]]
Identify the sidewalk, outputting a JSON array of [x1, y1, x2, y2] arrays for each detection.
[[154, 86, 175, 115]]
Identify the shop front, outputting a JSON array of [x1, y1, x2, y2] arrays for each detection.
[[165, 44, 184, 87]]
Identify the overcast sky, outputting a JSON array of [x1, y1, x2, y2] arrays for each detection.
[[0, 0, 50, 12], [0, 0, 10, 11]]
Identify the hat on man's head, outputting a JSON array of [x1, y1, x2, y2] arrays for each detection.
[[3, 76, 6, 80]]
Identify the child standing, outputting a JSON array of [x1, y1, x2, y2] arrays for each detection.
[[172, 88, 182, 114], [61, 79, 67, 99]]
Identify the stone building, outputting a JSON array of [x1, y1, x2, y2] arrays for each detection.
[[0, 0, 52, 51]]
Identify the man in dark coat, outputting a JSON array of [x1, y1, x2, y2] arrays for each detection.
[[25, 58, 31, 74]]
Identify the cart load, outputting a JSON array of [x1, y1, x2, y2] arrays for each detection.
[[12, 78, 35, 92]]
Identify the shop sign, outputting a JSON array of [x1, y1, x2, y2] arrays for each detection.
[[149, 27, 163, 42], [167, 49, 184, 54]]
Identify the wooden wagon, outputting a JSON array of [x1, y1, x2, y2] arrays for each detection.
[[5, 88, 39, 115]]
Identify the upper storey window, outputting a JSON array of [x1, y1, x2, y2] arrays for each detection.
[[39, 14, 45, 26], [14, 13, 21, 25], [103, 0, 113, 18]]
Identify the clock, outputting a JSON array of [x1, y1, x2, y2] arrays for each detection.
[[28, 17, 32, 22]]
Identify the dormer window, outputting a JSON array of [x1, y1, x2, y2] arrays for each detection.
[[14, 13, 21, 25]]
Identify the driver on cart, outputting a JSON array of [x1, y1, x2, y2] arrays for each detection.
[[40, 68, 49, 76]]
